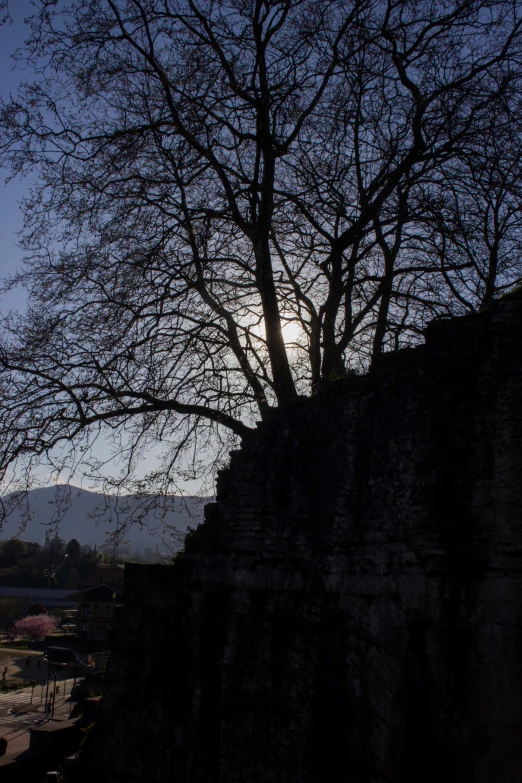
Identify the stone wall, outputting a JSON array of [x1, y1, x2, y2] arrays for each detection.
[[84, 297, 522, 782]]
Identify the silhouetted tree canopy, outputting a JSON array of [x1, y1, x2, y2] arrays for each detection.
[[66, 538, 81, 561], [0, 0, 521, 498], [27, 601, 47, 615], [1, 537, 27, 561]]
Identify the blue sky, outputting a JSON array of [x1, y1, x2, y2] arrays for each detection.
[[0, 4, 206, 496], [0, 0, 34, 311]]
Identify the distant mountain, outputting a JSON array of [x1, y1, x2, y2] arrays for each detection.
[[0, 486, 210, 554]]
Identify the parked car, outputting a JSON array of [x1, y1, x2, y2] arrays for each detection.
[[43, 646, 86, 672]]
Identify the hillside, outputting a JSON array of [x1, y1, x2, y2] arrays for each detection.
[[0, 486, 209, 555]]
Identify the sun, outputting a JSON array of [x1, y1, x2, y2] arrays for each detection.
[[281, 319, 303, 345]]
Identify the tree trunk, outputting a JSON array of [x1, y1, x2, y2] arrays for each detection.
[[255, 239, 297, 405]]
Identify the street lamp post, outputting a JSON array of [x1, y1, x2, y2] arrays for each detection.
[[44, 663, 51, 714], [51, 669, 57, 717], [69, 669, 77, 718]]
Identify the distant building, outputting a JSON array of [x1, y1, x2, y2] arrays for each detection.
[[0, 539, 43, 556], [0, 586, 76, 609], [21, 541, 42, 556], [64, 564, 124, 641]]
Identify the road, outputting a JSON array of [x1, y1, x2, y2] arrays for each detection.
[[0, 673, 77, 738], [0, 689, 47, 739]]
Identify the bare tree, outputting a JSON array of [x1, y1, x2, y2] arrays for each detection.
[[0, 0, 521, 502], [416, 134, 522, 312]]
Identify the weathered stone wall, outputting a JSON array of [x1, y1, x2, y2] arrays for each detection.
[[84, 298, 522, 783]]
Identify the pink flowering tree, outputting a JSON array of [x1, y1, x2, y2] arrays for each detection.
[[14, 614, 58, 641]]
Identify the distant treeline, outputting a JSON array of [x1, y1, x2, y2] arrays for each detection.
[[0, 534, 111, 591]]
